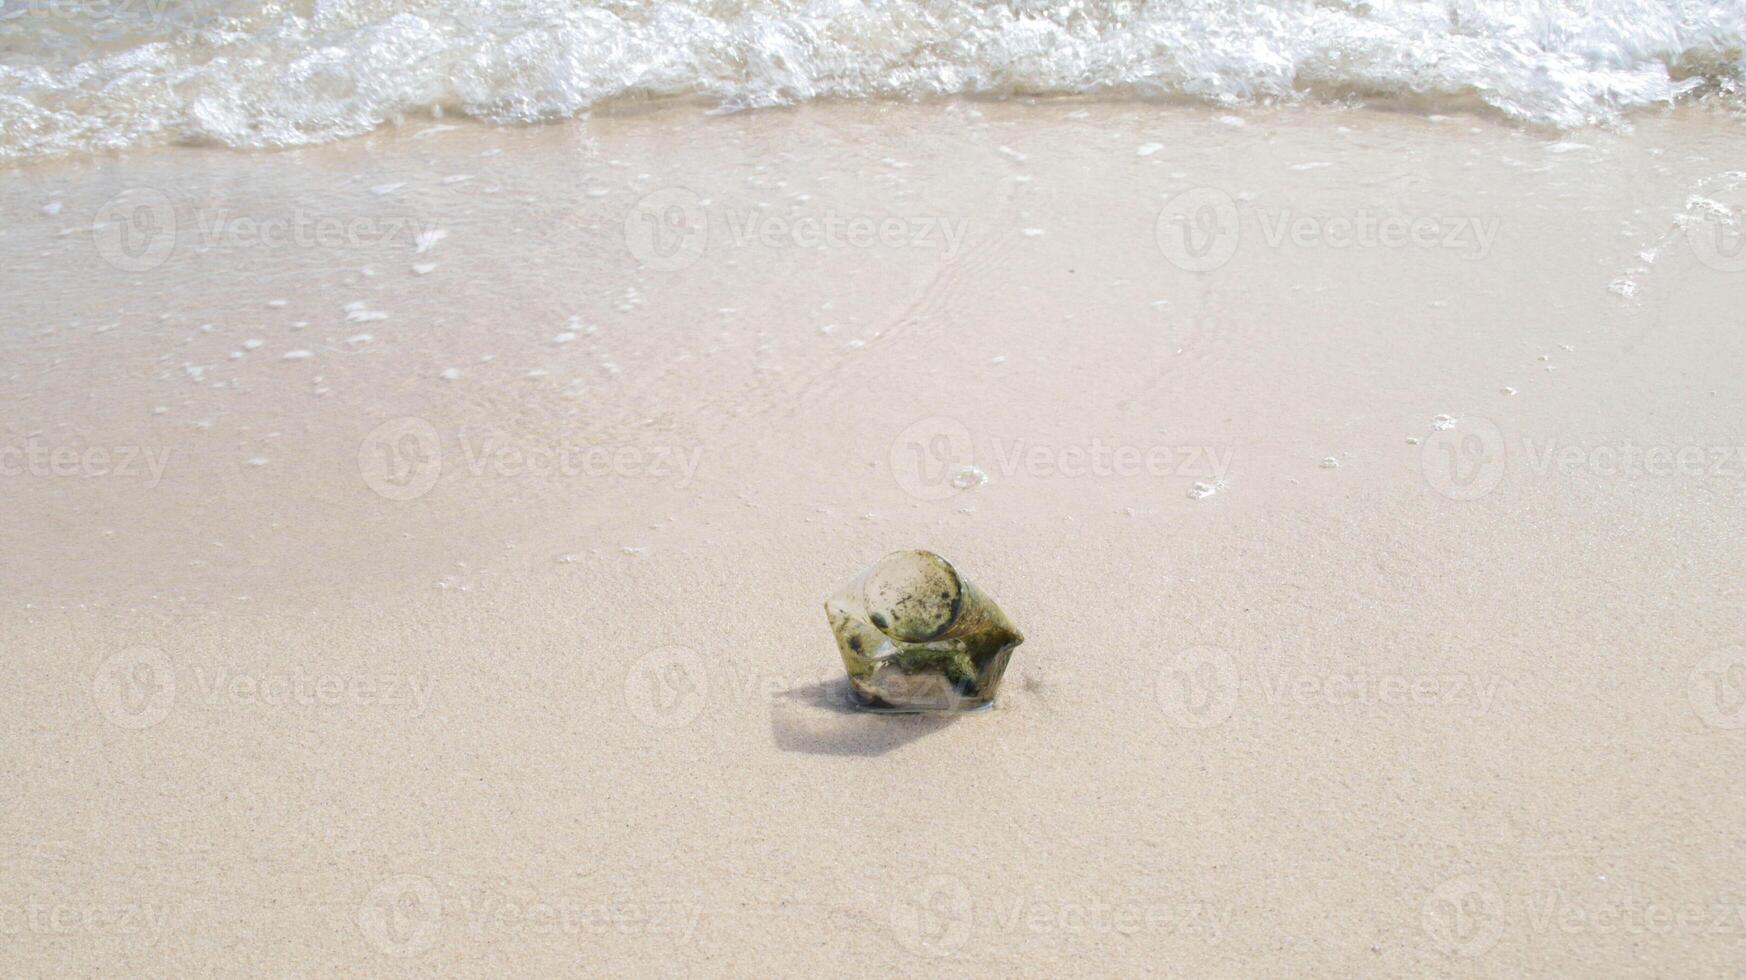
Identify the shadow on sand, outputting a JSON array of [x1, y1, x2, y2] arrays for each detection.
[[769, 679, 959, 757]]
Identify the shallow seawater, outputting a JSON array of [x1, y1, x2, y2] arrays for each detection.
[[3, 99, 1743, 612], [1, 0, 1744, 159]]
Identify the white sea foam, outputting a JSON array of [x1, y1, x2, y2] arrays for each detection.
[[1, 0, 1742, 159]]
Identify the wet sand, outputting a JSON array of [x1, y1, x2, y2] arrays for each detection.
[[2, 102, 1744, 975]]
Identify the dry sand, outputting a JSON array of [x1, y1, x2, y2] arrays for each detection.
[[2, 101, 1745, 975]]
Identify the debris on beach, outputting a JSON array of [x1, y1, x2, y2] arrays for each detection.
[[826, 550, 1023, 714]]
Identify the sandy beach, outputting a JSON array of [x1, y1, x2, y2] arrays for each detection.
[[3, 100, 1746, 974]]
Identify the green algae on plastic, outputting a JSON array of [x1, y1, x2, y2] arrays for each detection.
[[825, 550, 1023, 713]]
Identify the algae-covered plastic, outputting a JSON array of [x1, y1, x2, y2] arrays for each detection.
[[825, 550, 1023, 713]]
